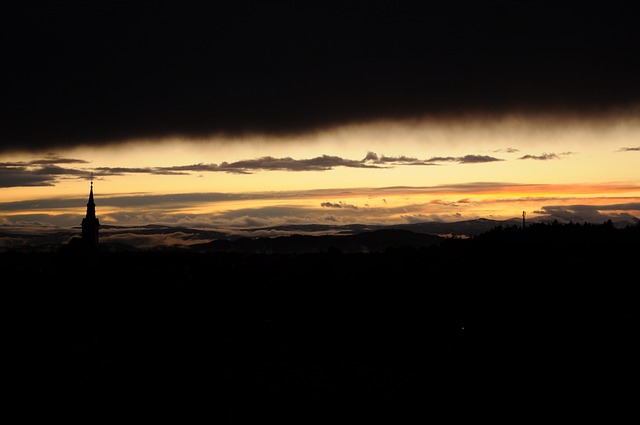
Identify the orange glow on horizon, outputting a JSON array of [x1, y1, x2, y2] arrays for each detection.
[[1, 117, 638, 230]]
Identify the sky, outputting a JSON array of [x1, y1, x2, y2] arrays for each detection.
[[1, 2, 639, 248]]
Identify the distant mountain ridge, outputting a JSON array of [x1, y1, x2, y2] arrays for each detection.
[[236, 216, 638, 237], [241, 218, 521, 236], [188, 228, 445, 254], [1, 216, 637, 253]]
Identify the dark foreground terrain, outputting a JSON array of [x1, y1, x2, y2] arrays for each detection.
[[6, 221, 640, 421]]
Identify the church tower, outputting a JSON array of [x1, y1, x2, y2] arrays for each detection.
[[81, 177, 100, 249]]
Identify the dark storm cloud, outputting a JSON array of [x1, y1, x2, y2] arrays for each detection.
[[0, 149, 498, 188], [0, 156, 90, 187], [29, 157, 90, 166], [111, 153, 388, 175], [218, 154, 383, 172], [457, 155, 504, 164], [617, 147, 640, 152], [321, 202, 359, 210], [537, 203, 640, 222], [93, 166, 191, 176], [2, 2, 639, 153], [0, 192, 269, 213], [0, 166, 56, 188], [364, 152, 436, 166], [518, 152, 574, 160], [426, 155, 503, 164]]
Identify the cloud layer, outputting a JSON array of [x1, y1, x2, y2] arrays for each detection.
[[2, 3, 639, 152], [0, 147, 601, 188]]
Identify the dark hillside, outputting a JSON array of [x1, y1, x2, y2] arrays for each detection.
[[6, 221, 639, 420]]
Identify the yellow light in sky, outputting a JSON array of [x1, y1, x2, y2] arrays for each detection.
[[1, 115, 638, 230]]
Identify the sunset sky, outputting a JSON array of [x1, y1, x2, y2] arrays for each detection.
[[1, 2, 639, 247]]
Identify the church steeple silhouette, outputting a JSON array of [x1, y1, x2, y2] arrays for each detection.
[[81, 176, 100, 249]]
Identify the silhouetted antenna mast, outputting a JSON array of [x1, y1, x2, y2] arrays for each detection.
[[522, 211, 526, 228]]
